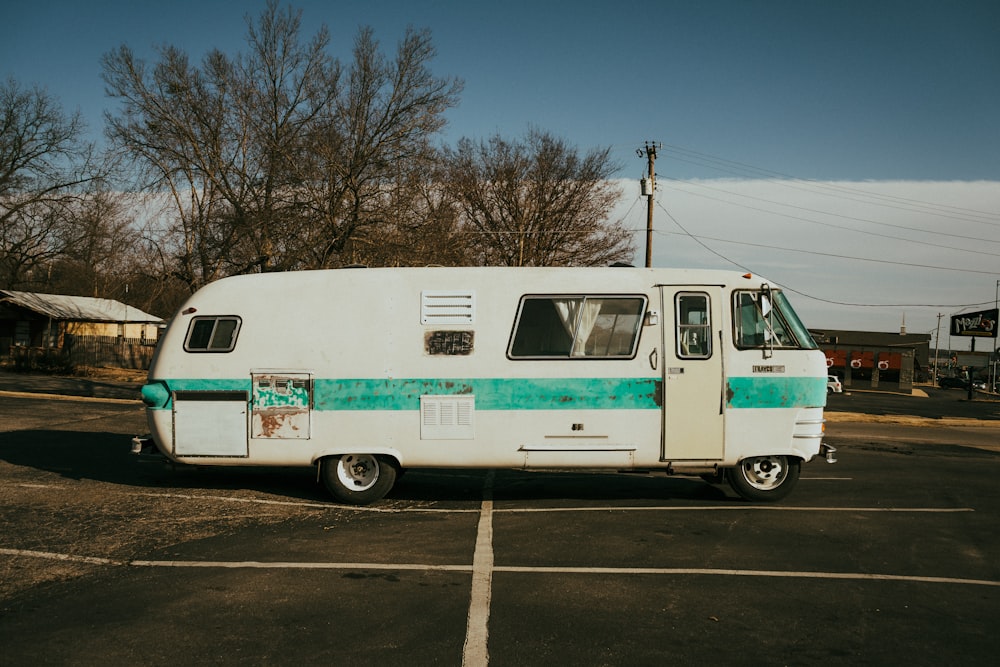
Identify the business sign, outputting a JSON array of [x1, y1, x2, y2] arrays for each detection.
[[951, 308, 998, 338]]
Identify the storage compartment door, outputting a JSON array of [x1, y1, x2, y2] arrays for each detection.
[[173, 391, 249, 456], [251, 373, 312, 439]]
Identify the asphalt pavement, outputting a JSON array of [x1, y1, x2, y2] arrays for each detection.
[[4, 369, 1000, 665], [0, 369, 143, 401]]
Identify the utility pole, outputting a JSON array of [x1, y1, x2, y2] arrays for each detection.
[[994, 280, 999, 391], [637, 142, 660, 268], [933, 312, 942, 385]]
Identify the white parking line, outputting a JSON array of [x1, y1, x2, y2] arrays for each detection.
[[134, 491, 479, 512], [3, 548, 998, 588], [134, 492, 974, 515], [0, 548, 120, 566], [494, 506, 975, 513], [463, 471, 495, 667], [494, 566, 1000, 587], [129, 559, 470, 571]]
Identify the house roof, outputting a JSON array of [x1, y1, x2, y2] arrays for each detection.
[[0, 290, 162, 324]]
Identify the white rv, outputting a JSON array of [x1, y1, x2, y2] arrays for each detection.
[[135, 266, 834, 504]]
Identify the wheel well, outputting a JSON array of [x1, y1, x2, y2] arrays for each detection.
[[311, 449, 402, 468]]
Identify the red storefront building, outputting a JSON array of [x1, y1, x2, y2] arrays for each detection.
[[808, 329, 931, 393]]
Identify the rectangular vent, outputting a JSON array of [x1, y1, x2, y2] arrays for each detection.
[[421, 290, 475, 325], [420, 395, 475, 440]]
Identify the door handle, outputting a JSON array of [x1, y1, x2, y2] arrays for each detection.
[[649, 348, 658, 370]]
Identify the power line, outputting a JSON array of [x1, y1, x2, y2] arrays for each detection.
[[658, 228, 1000, 276], [665, 179, 1000, 258], [651, 199, 1000, 276], [655, 202, 1000, 309]]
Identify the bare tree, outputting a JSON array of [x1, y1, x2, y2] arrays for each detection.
[[442, 130, 633, 267], [0, 78, 101, 288], [45, 188, 139, 297], [102, 2, 337, 284], [295, 26, 463, 268], [102, 2, 461, 288], [340, 152, 469, 267]]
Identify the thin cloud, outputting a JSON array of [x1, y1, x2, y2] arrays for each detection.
[[616, 178, 1000, 342]]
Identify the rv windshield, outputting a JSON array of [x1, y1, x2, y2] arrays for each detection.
[[773, 291, 817, 349], [733, 290, 817, 350]]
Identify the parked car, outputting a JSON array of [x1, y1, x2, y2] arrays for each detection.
[[938, 376, 968, 389], [827, 375, 843, 393]]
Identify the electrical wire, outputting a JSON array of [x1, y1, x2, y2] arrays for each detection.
[[665, 178, 1000, 254], [654, 201, 1000, 309]]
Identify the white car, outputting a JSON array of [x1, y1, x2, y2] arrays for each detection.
[[827, 375, 843, 393]]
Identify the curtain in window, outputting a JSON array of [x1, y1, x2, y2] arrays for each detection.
[[552, 298, 603, 356]]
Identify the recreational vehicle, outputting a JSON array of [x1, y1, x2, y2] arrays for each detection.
[[135, 266, 835, 504]]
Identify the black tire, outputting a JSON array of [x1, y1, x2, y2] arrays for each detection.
[[726, 455, 800, 502], [320, 454, 397, 505]]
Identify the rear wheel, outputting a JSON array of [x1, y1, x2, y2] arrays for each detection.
[[320, 454, 397, 505], [726, 455, 800, 502]]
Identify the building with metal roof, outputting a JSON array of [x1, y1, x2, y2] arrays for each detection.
[[0, 290, 162, 351]]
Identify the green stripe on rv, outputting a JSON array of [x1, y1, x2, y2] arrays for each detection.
[[726, 376, 827, 409], [312, 378, 660, 410], [147, 376, 825, 410]]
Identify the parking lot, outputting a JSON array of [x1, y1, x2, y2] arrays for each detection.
[[2, 386, 999, 665]]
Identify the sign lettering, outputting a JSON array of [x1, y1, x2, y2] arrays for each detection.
[[950, 309, 998, 338]]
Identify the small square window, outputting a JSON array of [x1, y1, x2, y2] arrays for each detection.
[[184, 316, 241, 352], [676, 293, 711, 359]]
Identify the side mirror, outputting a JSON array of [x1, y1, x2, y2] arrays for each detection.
[[760, 284, 773, 359]]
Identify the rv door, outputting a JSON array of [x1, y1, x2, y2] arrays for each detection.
[[659, 286, 725, 460]]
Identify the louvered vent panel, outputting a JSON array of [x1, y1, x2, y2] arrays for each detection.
[[420, 395, 475, 439], [421, 290, 475, 325]]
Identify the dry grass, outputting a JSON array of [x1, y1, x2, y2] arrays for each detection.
[[71, 366, 148, 383]]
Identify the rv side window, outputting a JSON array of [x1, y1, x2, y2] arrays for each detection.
[[184, 316, 241, 352], [508, 296, 646, 359], [675, 293, 711, 359]]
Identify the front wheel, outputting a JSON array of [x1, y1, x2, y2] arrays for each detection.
[[320, 454, 398, 505], [726, 455, 800, 502]]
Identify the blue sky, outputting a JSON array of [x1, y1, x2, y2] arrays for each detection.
[[4, 0, 1000, 346]]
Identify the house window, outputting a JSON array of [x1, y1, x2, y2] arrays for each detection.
[[184, 316, 241, 352], [14, 321, 30, 347], [508, 295, 646, 359]]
